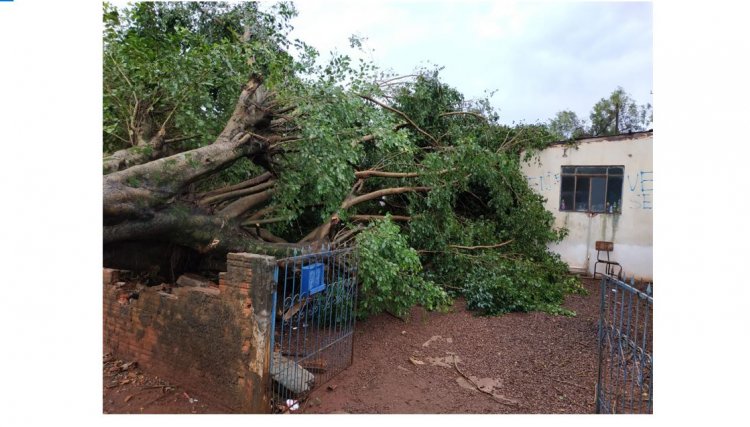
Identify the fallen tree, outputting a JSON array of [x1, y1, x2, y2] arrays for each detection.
[[103, 2, 584, 316]]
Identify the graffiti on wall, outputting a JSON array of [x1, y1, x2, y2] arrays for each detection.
[[526, 170, 653, 210], [525, 171, 560, 193], [627, 170, 652, 210]]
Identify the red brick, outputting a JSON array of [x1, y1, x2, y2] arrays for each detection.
[[103, 268, 119, 286]]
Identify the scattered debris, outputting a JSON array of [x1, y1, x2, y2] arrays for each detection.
[[182, 392, 199, 404], [426, 355, 460, 368], [451, 355, 523, 408], [286, 399, 300, 411], [282, 297, 310, 321], [327, 384, 338, 391], [401, 330, 407, 335], [176, 273, 216, 288], [409, 356, 425, 365]]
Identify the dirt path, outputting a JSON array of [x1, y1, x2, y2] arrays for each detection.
[[104, 278, 602, 414], [302, 278, 601, 414]]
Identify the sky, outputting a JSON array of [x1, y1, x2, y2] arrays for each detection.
[[282, 0, 653, 126]]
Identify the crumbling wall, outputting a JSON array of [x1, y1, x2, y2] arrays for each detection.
[[103, 253, 276, 413]]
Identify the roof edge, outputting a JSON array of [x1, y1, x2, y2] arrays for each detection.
[[549, 129, 653, 146]]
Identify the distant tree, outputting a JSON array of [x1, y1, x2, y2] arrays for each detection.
[[548, 110, 587, 140], [589, 87, 652, 136]]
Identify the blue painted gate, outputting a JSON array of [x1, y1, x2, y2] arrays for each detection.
[[268, 244, 358, 412]]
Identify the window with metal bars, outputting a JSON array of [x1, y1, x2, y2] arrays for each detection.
[[560, 166, 624, 213]]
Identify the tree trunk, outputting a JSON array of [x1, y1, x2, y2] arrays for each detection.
[[103, 77, 294, 275]]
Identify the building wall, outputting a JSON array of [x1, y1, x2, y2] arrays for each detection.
[[521, 132, 653, 281], [103, 253, 277, 413]]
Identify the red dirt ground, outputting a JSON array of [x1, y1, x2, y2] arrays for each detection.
[[104, 277, 603, 414]]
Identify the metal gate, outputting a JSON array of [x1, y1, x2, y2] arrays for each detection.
[[268, 244, 358, 412], [596, 274, 653, 414]]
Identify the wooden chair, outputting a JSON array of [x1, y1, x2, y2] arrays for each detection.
[[593, 241, 622, 279]]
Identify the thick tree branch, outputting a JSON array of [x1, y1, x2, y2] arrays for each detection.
[[341, 186, 431, 209], [217, 188, 274, 220], [200, 179, 276, 206], [354, 170, 420, 179], [103, 205, 295, 256], [448, 240, 514, 250], [198, 172, 273, 199]]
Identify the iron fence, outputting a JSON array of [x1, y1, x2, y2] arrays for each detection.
[[596, 274, 653, 414], [268, 244, 358, 412]]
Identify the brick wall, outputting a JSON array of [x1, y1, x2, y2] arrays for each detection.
[[103, 253, 276, 413]]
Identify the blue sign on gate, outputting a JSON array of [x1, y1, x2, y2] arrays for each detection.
[[300, 262, 325, 295]]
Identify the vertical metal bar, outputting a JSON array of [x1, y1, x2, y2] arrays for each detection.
[[595, 275, 607, 413], [326, 249, 337, 382], [277, 255, 288, 403], [629, 289, 641, 413], [341, 248, 351, 365], [639, 296, 651, 413], [622, 284, 634, 412], [327, 246, 337, 382], [294, 254, 305, 397], [350, 248, 359, 367], [613, 278, 627, 412], [605, 278, 616, 412], [284, 254, 296, 403], [269, 266, 279, 405]]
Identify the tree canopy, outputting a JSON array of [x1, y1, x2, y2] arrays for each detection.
[[547, 87, 652, 140], [103, 1, 584, 318]]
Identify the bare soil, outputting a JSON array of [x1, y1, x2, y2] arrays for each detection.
[[104, 278, 602, 414]]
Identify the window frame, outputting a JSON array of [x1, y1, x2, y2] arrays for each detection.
[[560, 165, 624, 214]]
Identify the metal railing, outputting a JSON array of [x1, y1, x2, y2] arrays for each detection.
[[596, 274, 653, 414], [268, 244, 358, 412]]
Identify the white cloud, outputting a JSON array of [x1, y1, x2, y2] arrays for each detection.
[[285, 0, 652, 125]]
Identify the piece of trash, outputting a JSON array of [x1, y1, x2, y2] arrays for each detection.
[[182, 392, 198, 404], [401, 330, 407, 335], [124, 394, 134, 403], [409, 356, 425, 365], [286, 399, 300, 411], [327, 384, 338, 391]]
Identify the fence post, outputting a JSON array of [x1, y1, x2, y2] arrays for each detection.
[[595, 275, 606, 414], [226, 253, 277, 413]]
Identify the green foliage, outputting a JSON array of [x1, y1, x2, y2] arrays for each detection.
[[104, 4, 585, 319], [548, 110, 587, 140], [547, 87, 651, 140], [355, 216, 451, 319], [103, 1, 305, 154], [589, 87, 652, 136], [461, 254, 585, 316]]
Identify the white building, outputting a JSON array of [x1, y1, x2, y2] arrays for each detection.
[[521, 131, 653, 281]]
